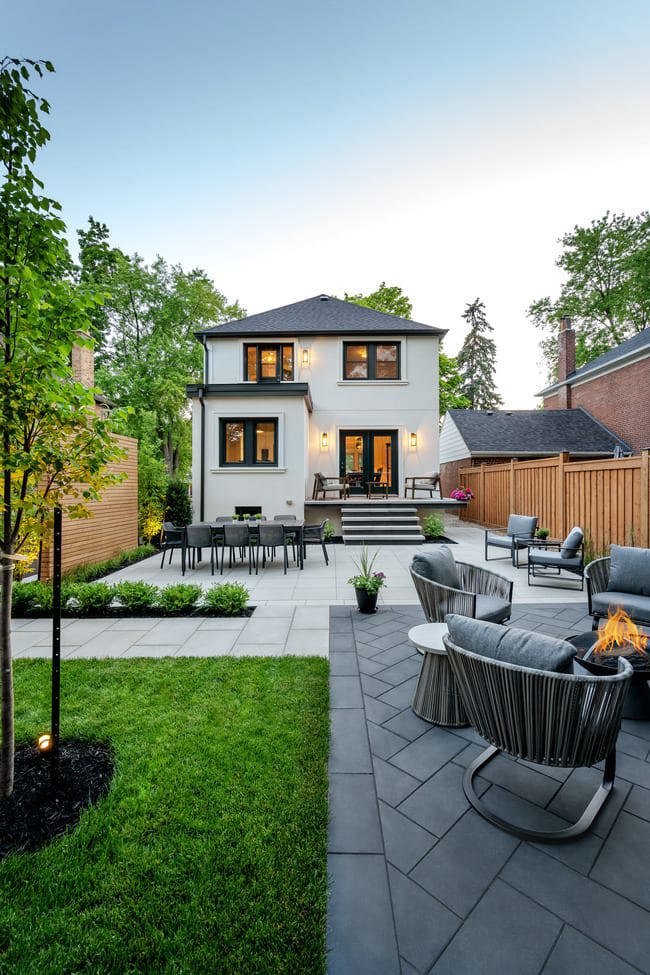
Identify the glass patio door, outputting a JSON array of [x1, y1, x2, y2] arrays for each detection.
[[339, 430, 398, 495]]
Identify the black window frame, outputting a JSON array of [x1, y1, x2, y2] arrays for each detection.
[[220, 418, 279, 467], [342, 341, 401, 381], [243, 343, 294, 382]]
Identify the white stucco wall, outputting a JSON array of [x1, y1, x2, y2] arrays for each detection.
[[196, 330, 441, 515], [439, 414, 470, 464]]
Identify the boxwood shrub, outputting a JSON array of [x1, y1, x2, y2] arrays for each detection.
[[113, 581, 160, 611], [158, 584, 202, 614], [65, 582, 115, 614], [203, 582, 250, 616]]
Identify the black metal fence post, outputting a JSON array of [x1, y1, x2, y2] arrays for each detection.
[[51, 505, 62, 787]]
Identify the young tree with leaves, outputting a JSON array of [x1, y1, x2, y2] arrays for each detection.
[[438, 348, 470, 418], [344, 281, 413, 319], [528, 211, 650, 378], [0, 58, 124, 797], [456, 299, 503, 410]]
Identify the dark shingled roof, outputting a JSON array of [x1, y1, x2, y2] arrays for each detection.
[[448, 408, 631, 455], [537, 327, 650, 395], [196, 294, 445, 338]]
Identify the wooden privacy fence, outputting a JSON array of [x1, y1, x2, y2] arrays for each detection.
[[458, 452, 650, 552], [40, 435, 139, 581]]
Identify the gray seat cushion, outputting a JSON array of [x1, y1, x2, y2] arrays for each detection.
[[506, 514, 537, 539], [412, 547, 460, 590], [446, 614, 576, 673], [474, 595, 512, 624], [528, 549, 582, 570], [608, 545, 650, 597], [591, 590, 650, 624], [486, 532, 513, 550], [561, 526, 584, 559]]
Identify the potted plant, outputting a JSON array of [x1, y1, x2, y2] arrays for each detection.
[[450, 487, 474, 501], [347, 547, 386, 614], [536, 527, 550, 540], [254, 512, 263, 520]]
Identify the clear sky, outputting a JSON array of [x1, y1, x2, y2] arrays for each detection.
[[5, 0, 650, 405]]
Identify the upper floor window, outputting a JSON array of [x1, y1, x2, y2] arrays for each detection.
[[244, 343, 294, 382], [220, 418, 278, 466], [343, 342, 400, 380]]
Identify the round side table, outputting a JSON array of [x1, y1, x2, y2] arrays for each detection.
[[408, 623, 468, 727]]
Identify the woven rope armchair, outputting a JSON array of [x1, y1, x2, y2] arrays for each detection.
[[410, 562, 513, 623], [444, 635, 632, 841], [586, 553, 650, 629]]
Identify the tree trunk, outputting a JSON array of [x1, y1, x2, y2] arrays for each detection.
[[0, 554, 14, 798]]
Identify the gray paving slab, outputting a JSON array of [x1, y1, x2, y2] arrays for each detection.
[[378, 802, 437, 874], [430, 878, 561, 975], [589, 811, 650, 910], [329, 675, 363, 709], [387, 865, 459, 973], [542, 926, 640, 975], [329, 774, 383, 854], [329, 709, 372, 773], [624, 784, 650, 821]]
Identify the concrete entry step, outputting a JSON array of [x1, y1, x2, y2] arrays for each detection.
[[344, 534, 425, 544]]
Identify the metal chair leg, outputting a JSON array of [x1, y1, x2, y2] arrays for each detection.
[[463, 745, 616, 842]]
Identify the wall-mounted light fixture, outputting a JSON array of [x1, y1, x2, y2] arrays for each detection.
[[302, 348, 310, 366], [410, 432, 418, 449], [321, 432, 329, 449]]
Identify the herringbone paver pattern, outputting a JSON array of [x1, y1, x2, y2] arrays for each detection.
[[327, 604, 650, 975]]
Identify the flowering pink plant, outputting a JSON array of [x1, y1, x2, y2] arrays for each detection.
[[450, 487, 474, 501]]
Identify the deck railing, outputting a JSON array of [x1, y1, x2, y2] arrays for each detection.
[[458, 451, 650, 553]]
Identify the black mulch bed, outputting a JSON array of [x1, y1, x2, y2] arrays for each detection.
[[15, 606, 256, 620], [0, 740, 114, 859], [421, 535, 457, 544]]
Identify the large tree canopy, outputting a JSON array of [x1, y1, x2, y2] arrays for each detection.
[[528, 211, 650, 378], [456, 299, 502, 410], [0, 58, 124, 796], [78, 228, 243, 479], [344, 281, 413, 319]]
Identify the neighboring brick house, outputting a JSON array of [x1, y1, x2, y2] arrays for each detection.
[[537, 319, 650, 452], [439, 407, 629, 498]]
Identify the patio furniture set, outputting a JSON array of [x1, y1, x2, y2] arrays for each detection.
[[485, 512, 585, 588], [312, 471, 442, 500], [406, 537, 650, 843], [160, 517, 330, 576]]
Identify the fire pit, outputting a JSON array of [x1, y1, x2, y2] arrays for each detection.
[[569, 609, 650, 720]]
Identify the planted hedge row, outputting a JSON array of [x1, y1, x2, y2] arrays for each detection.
[[62, 544, 158, 583], [12, 580, 250, 618]]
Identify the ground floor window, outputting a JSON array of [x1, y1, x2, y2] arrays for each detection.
[[220, 418, 278, 466]]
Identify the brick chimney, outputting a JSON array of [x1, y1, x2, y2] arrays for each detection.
[[71, 330, 95, 389], [556, 316, 575, 408]]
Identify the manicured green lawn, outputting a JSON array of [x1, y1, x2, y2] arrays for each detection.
[[0, 657, 329, 974]]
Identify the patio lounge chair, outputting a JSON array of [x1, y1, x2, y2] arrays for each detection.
[[410, 546, 512, 624], [484, 514, 538, 567], [527, 526, 584, 589], [313, 472, 349, 500], [160, 522, 185, 568], [443, 613, 632, 842], [404, 473, 441, 499], [586, 544, 650, 628]]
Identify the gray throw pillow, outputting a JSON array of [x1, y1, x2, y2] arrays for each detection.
[[446, 614, 575, 673], [507, 514, 537, 539], [412, 546, 460, 590], [561, 526, 583, 559], [608, 544, 650, 597]]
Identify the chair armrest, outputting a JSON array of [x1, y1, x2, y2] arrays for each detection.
[[456, 562, 513, 603], [410, 568, 476, 621], [585, 557, 611, 613], [528, 540, 561, 549]]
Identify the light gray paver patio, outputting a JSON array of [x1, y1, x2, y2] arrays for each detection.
[[327, 603, 650, 975]]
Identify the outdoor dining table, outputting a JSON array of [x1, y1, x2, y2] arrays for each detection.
[[208, 519, 306, 569]]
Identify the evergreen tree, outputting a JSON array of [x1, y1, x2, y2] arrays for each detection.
[[456, 299, 503, 409]]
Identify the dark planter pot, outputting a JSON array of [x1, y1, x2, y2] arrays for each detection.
[[355, 587, 378, 614]]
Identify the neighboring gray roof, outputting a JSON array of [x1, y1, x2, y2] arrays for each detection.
[[537, 327, 650, 395], [447, 408, 631, 456], [196, 294, 445, 338]]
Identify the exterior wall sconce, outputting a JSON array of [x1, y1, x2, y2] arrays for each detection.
[[302, 348, 310, 366], [321, 432, 329, 449], [410, 432, 418, 449]]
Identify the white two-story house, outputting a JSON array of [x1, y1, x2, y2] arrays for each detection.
[[187, 294, 445, 524]]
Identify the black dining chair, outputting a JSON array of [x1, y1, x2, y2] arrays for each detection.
[[273, 515, 298, 563], [257, 522, 291, 574], [183, 523, 216, 575], [221, 522, 255, 574], [160, 522, 185, 568], [302, 520, 330, 565]]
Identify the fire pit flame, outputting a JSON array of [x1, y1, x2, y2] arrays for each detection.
[[594, 608, 649, 657]]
